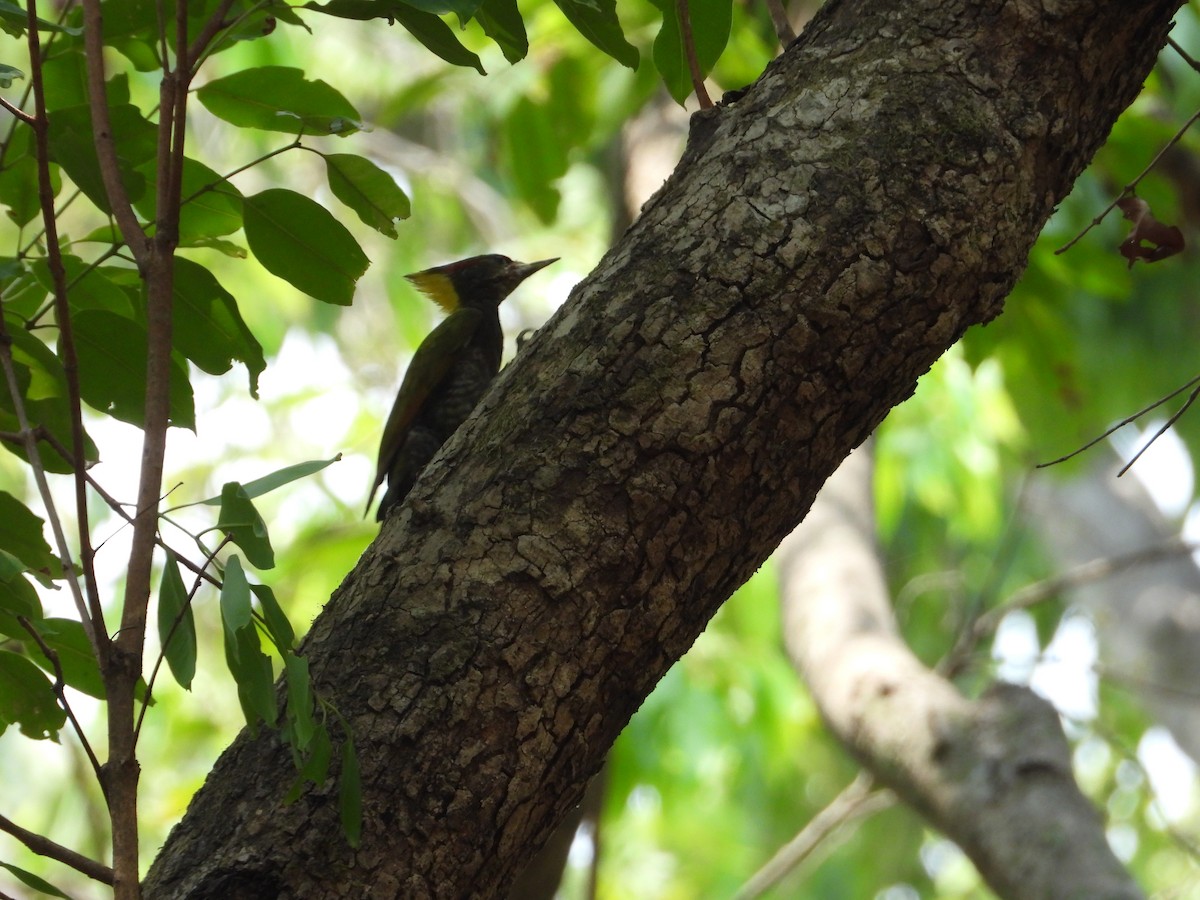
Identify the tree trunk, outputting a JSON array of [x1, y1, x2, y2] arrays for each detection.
[[143, 0, 1183, 896]]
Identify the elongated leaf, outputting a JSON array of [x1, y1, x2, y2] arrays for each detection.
[[0, 492, 59, 577], [323, 153, 410, 238], [0, 63, 22, 87], [304, 1, 485, 74], [69, 309, 196, 429], [0, 154, 58, 227], [402, 0, 482, 23], [172, 258, 265, 396], [506, 96, 567, 223], [476, 0, 527, 63], [252, 583, 296, 652], [0, 861, 71, 898], [285, 654, 315, 751], [197, 66, 362, 136], [0, 0, 80, 36], [27, 617, 104, 700], [135, 157, 244, 244], [552, 0, 637, 69], [157, 551, 197, 690], [46, 103, 155, 212], [223, 616, 277, 728], [651, 0, 732, 104], [217, 484, 275, 569], [0, 650, 65, 739], [243, 189, 368, 306], [0, 551, 40, 621], [189, 456, 341, 509], [220, 554, 253, 633]]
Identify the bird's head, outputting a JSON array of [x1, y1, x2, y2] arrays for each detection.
[[406, 254, 557, 313]]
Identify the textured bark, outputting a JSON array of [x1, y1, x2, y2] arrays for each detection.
[[778, 447, 1143, 900], [144, 0, 1182, 896]]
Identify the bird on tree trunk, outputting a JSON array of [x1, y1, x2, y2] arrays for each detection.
[[365, 254, 557, 521]]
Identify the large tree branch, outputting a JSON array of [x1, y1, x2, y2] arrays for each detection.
[[144, 0, 1182, 895], [777, 447, 1142, 900]]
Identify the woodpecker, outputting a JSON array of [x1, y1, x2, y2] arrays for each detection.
[[365, 254, 556, 521]]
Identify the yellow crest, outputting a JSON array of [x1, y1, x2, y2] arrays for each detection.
[[406, 271, 460, 313]]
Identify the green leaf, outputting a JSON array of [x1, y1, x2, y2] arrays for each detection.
[[339, 732, 362, 847], [651, 0, 732, 104], [401, 0, 482, 24], [298, 720, 333, 785], [197, 66, 362, 137], [285, 654, 315, 751], [0, 154, 58, 227], [0, 861, 71, 898], [0, 649, 65, 739], [222, 613, 277, 728], [27, 617, 104, 700], [552, 0, 638, 69], [0, 0, 81, 36], [0, 551, 41, 621], [0, 63, 23, 87], [0, 492, 60, 577], [476, 0, 528, 63], [322, 153, 410, 238], [172, 258, 265, 396], [157, 551, 197, 690], [187, 457, 341, 511], [251, 583, 296, 653], [506, 96, 567, 223], [46, 103, 156, 212], [243, 189, 368, 306], [220, 554, 253, 633], [217, 484, 275, 569], [31, 258, 135, 314], [304, 2, 486, 74], [69, 309, 196, 430], [135, 157, 244, 244]]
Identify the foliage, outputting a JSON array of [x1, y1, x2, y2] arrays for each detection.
[[0, 0, 1199, 896]]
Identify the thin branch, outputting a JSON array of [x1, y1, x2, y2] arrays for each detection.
[[0, 321, 92, 644], [733, 774, 894, 900], [1037, 372, 1200, 469], [187, 0, 239, 75], [1055, 105, 1200, 255], [1168, 37, 1200, 74], [79, 0, 148, 264], [675, 0, 713, 109], [765, 0, 797, 46], [0, 811, 114, 885], [16, 616, 105, 785], [939, 539, 1198, 678], [26, 0, 109, 660], [0, 94, 34, 124], [1116, 380, 1200, 476]]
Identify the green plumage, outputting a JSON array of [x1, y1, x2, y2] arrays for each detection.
[[366, 254, 556, 521]]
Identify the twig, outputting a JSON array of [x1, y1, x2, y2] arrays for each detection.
[[939, 539, 1197, 678], [1037, 372, 1200, 469], [0, 322, 93, 645], [187, 0, 239, 75], [0, 811, 114, 884], [733, 773, 894, 899], [1116, 380, 1200, 477], [1055, 105, 1200, 255], [765, 0, 797, 46], [675, 0, 712, 109], [16, 616, 105, 785], [1168, 37, 1200, 75], [24, 0, 109, 661], [0, 95, 34, 125]]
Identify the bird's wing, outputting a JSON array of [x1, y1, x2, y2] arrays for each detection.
[[364, 309, 483, 516]]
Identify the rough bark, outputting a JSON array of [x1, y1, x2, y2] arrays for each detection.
[[144, 0, 1182, 896], [778, 447, 1143, 900]]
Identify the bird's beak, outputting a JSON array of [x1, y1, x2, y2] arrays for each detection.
[[509, 257, 558, 283]]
